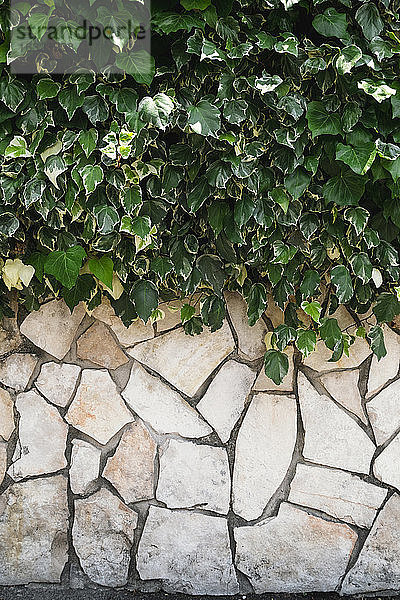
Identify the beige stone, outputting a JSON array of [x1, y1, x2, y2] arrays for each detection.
[[367, 325, 400, 398], [320, 369, 367, 424], [0, 388, 14, 441], [0, 476, 69, 584], [73, 488, 138, 587], [0, 442, 7, 486], [253, 346, 294, 392], [92, 298, 154, 347], [233, 393, 297, 521], [225, 291, 267, 360], [76, 322, 129, 369], [20, 300, 85, 360], [235, 502, 357, 593], [0, 353, 37, 392], [35, 362, 80, 407], [66, 369, 134, 445], [304, 334, 371, 371], [104, 421, 156, 503], [373, 432, 400, 489], [70, 439, 101, 495], [366, 379, 400, 445], [157, 296, 200, 333]]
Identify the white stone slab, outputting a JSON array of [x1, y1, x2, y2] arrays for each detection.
[[367, 378, 400, 445], [320, 369, 367, 423], [367, 325, 400, 398], [70, 439, 101, 495], [374, 432, 400, 489], [35, 362, 80, 407], [225, 291, 267, 360], [0, 353, 37, 392]]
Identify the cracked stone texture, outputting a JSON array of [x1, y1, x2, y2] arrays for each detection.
[[0, 387, 14, 441], [8, 390, 68, 481], [157, 439, 230, 514], [235, 502, 357, 593], [0, 476, 68, 584], [225, 291, 267, 360], [373, 432, 400, 489], [128, 320, 235, 397], [288, 463, 387, 528], [253, 346, 294, 392], [73, 488, 138, 587], [137, 506, 239, 595], [70, 439, 101, 495], [342, 494, 400, 594], [157, 297, 200, 333], [20, 300, 85, 360], [65, 369, 134, 445], [298, 373, 375, 473], [0, 353, 37, 392], [196, 360, 256, 443], [366, 378, 400, 445], [320, 369, 367, 424], [367, 325, 400, 398], [103, 421, 156, 503], [0, 442, 7, 486], [122, 363, 211, 438], [76, 322, 129, 370], [233, 393, 297, 521], [92, 298, 154, 347], [35, 362, 80, 408]]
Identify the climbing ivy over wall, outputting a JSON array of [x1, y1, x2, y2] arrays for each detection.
[[0, 0, 399, 383]]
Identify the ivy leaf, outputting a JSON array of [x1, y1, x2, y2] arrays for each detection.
[[181, 303, 196, 324], [187, 178, 211, 212], [368, 324, 387, 360], [79, 129, 98, 157], [44, 245, 86, 289], [350, 252, 372, 284], [59, 88, 84, 119], [122, 186, 142, 213], [306, 101, 342, 138], [0, 78, 25, 111], [111, 293, 137, 327], [187, 100, 221, 137], [301, 300, 322, 324], [81, 165, 104, 193], [4, 136, 31, 159], [181, 0, 211, 9], [355, 2, 383, 40], [300, 270, 320, 298], [63, 274, 96, 311], [88, 256, 114, 289], [336, 142, 376, 175], [273, 323, 296, 351], [201, 295, 226, 332], [358, 80, 396, 103], [151, 256, 174, 279], [319, 317, 342, 350], [121, 215, 151, 238], [331, 265, 353, 303], [284, 167, 311, 199], [138, 94, 174, 130], [152, 12, 204, 34], [373, 293, 400, 323], [335, 45, 362, 75], [93, 204, 119, 234], [82, 95, 109, 124], [196, 254, 225, 296], [312, 8, 348, 38], [264, 349, 289, 385], [296, 329, 317, 357], [37, 79, 60, 100], [247, 283, 267, 326], [116, 50, 156, 86], [131, 279, 159, 323], [344, 206, 369, 235], [323, 170, 365, 206]]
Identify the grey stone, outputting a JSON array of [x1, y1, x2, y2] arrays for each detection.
[[70, 439, 101, 495], [8, 390, 68, 481], [289, 463, 387, 528], [0, 476, 68, 584], [122, 363, 211, 438], [253, 346, 294, 392], [73, 488, 138, 587], [298, 373, 375, 473], [320, 369, 367, 424], [20, 299, 85, 360], [373, 432, 400, 489], [137, 506, 239, 595], [0, 353, 37, 392], [225, 291, 267, 360], [128, 321, 235, 397], [235, 502, 357, 593], [0, 387, 14, 441], [367, 325, 400, 398], [196, 360, 256, 442], [157, 439, 230, 514], [92, 298, 154, 347], [35, 362, 80, 407], [366, 378, 400, 445], [0, 442, 7, 486], [233, 393, 297, 521], [76, 322, 129, 370], [66, 369, 134, 445]]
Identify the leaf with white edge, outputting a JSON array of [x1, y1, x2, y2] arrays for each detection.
[[355, 2, 383, 40], [350, 252, 373, 284], [28, 12, 51, 41], [121, 215, 151, 238], [131, 279, 159, 323], [44, 245, 86, 289], [201, 295, 226, 332], [4, 136, 31, 159], [187, 178, 211, 212], [331, 265, 353, 303], [296, 329, 317, 357], [269, 187, 290, 213], [181, 303, 196, 323], [358, 80, 396, 103], [81, 165, 104, 193], [93, 204, 119, 234], [264, 349, 289, 385], [300, 270, 320, 298], [368, 324, 387, 360], [254, 73, 283, 94], [273, 323, 296, 351], [79, 129, 98, 157], [196, 254, 225, 296], [88, 256, 114, 289], [335, 45, 362, 75], [373, 292, 400, 323], [0, 79, 25, 111], [301, 300, 322, 324], [116, 50, 156, 85], [274, 33, 299, 57], [37, 79, 60, 100], [44, 155, 67, 189], [344, 206, 369, 235], [187, 100, 221, 137], [306, 101, 342, 138], [336, 142, 376, 175], [247, 282, 267, 326], [138, 94, 174, 130]]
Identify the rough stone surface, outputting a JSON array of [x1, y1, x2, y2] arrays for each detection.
[[0, 442, 7, 486], [157, 297, 200, 333], [0, 353, 37, 392], [320, 369, 367, 423], [367, 325, 400, 398], [0, 387, 14, 441], [225, 291, 267, 360], [366, 378, 400, 445], [77, 322, 129, 370], [8, 390, 68, 481], [70, 439, 101, 495], [93, 298, 154, 347], [122, 363, 211, 438], [253, 346, 294, 392], [304, 335, 371, 371], [0, 476, 68, 584], [137, 506, 239, 595], [20, 300, 85, 360], [299, 373, 375, 473], [35, 362, 80, 407], [73, 488, 137, 587], [103, 421, 156, 503], [235, 502, 357, 593], [289, 463, 387, 528], [233, 393, 297, 521], [373, 432, 400, 489], [66, 369, 134, 445], [157, 439, 230, 514], [342, 494, 400, 594], [128, 321, 235, 397], [196, 360, 256, 442]]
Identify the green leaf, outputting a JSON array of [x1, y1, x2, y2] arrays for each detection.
[[111, 293, 137, 327], [63, 274, 95, 311], [331, 265, 353, 303], [196, 254, 225, 296], [152, 12, 204, 34], [344, 207, 369, 235], [121, 215, 151, 238], [368, 324, 387, 360], [27, 12, 51, 40], [59, 88, 84, 119], [116, 50, 156, 86], [273, 324, 296, 351], [296, 329, 317, 357], [323, 170, 365, 206], [4, 136, 31, 159], [79, 129, 98, 157], [44, 245, 86, 289], [269, 188, 290, 214], [24, 178, 46, 208], [181, 0, 211, 9], [284, 167, 311, 199], [131, 279, 159, 323], [320, 317, 342, 350], [336, 142, 376, 175], [82, 95, 109, 124], [335, 45, 362, 75], [151, 256, 174, 279], [37, 79, 60, 100], [138, 94, 174, 130], [358, 80, 396, 103], [122, 185, 142, 213], [181, 303, 196, 323], [306, 101, 342, 138], [247, 283, 267, 327], [81, 165, 103, 193], [264, 349, 289, 385], [373, 293, 400, 323], [355, 2, 383, 40], [187, 178, 211, 212], [88, 256, 114, 289], [350, 253, 372, 284], [274, 33, 298, 57], [93, 204, 120, 234], [301, 300, 322, 324], [300, 270, 320, 298], [313, 8, 348, 38], [187, 100, 221, 137], [0, 79, 25, 111], [201, 295, 226, 332]]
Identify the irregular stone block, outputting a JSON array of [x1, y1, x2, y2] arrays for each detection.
[[225, 291, 267, 360], [0, 476, 68, 584], [320, 369, 366, 424], [66, 369, 134, 445], [128, 321, 235, 397], [77, 322, 129, 370], [342, 494, 400, 594], [289, 463, 387, 528], [233, 393, 297, 521], [235, 502, 357, 593], [374, 432, 400, 489], [0, 442, 7, 486], [304, 335, 371, 371], [8, 390, 68, 481], [157, 296, 200, 333], [157, 439, 230, 514], [70, 439, 101, 495], [298, 373, 375, 473], [35, 361, 80, 407], [122, 363, 211, 438], [253, 346, 294, 392], [73, 488, 138, 587], [92, 298, 154, 347], [0, 353, 37, 392], [366, 379, 400, 445], [197, 360, 256, 442], [104, 421, 156, 503], [20, 300, 85, 360], [137, 506, 238, 595], [0, 388, 14, 441], [367, 325, 400, 398]]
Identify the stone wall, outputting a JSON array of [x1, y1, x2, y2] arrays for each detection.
[[0, 293, 399, 595]]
